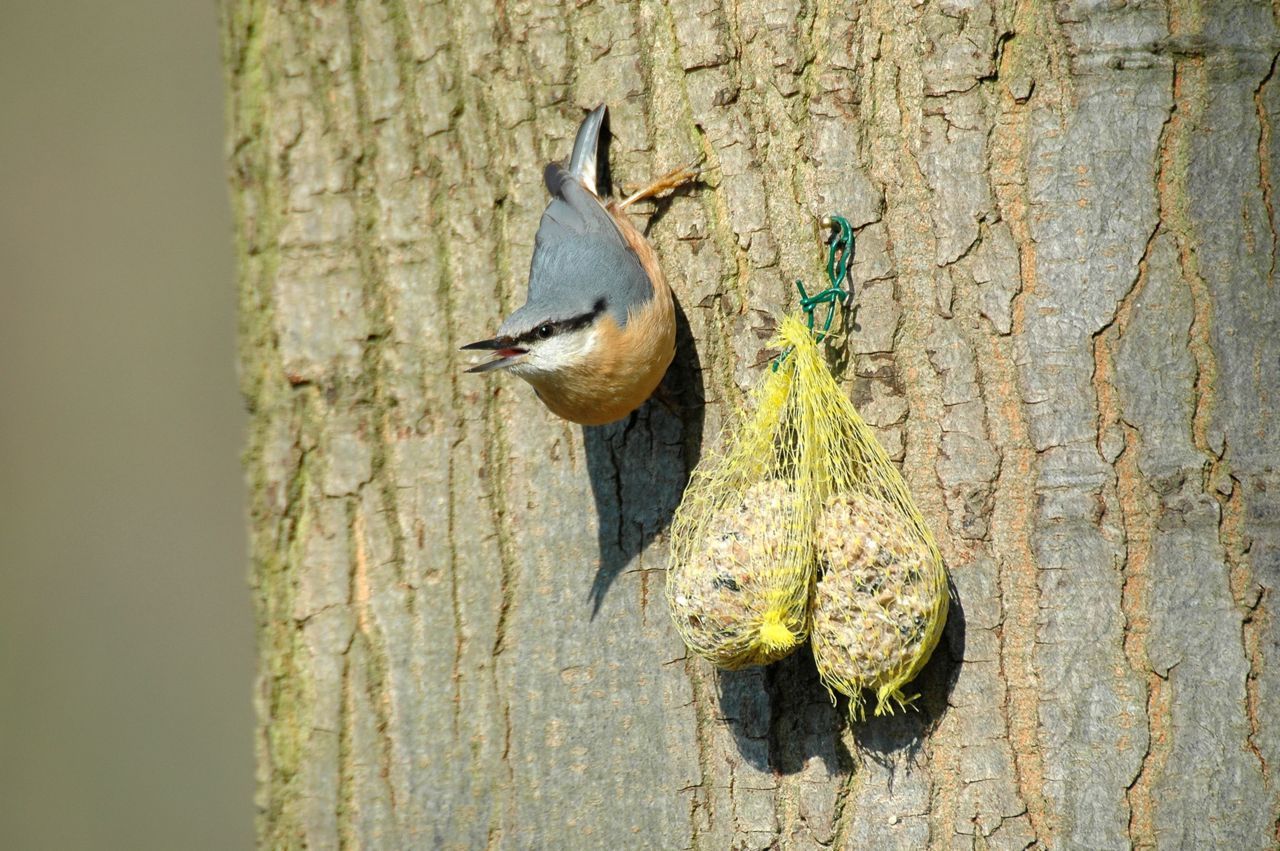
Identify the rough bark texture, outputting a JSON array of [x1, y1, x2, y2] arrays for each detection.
[[223, 0, 1280, 847]]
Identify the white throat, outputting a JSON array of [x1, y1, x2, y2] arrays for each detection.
[[509, 326, 600, 377]]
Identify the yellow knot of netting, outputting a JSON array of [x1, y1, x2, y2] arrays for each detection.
[[758, 609, 799, 653]]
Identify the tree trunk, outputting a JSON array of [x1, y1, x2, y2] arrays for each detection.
[[223, 0, 1280, 847]]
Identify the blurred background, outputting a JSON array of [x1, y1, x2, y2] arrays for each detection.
[[0, 3, 253, 848]]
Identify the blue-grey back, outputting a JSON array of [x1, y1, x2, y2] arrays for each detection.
[[499, 165, 652, 337]]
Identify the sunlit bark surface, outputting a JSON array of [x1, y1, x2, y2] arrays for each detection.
[[224, 0, 1280, 846]]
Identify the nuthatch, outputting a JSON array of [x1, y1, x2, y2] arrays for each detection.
[[463, 105, 700, 426]]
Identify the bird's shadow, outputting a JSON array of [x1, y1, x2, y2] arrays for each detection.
[[582, 297, 705, 617], [581, 108, 707, 617], [718, 573, 965, 775]]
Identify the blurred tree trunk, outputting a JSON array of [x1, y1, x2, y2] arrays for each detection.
[[223, 0, 1280, 847]]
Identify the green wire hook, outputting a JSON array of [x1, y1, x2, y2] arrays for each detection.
[[773, 214, 856, 369]]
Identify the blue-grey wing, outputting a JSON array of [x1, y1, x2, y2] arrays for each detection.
[[524, 164, 652, 329]]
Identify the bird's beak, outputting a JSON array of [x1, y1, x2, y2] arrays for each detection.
[[461, 337, 528, 373]]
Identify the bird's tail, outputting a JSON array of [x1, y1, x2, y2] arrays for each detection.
[[566, 104, 607, 197]]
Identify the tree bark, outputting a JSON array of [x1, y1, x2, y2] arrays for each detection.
[[223, 0, 1280, 847]]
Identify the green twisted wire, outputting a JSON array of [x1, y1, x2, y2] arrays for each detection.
[[773, 215, 855, 369]]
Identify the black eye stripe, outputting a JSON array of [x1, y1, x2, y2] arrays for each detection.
[[516, 301, 607, 344]]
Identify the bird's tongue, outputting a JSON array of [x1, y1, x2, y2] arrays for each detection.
[[497, 347, 525, 359]]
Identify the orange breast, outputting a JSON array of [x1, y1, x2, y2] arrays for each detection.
[[526, 204, 676, 426]]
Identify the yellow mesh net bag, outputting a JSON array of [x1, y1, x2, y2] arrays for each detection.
[[790, 317, 949, 717], [665, 334, 816, 669], [667, 218, 948, 716]]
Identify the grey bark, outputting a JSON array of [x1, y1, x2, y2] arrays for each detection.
[[223, 0, 1280, 848]]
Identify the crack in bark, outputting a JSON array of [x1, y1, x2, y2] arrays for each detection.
[[1254, 50, 1279, 295], [982, 0, 1054, 840], [1112, 414, 1159, 851], [1093, 162, 1166, 842], [340, 5, 424, 842], [1158, 55, 1222, 464], [1222, 478, 1270, 788]]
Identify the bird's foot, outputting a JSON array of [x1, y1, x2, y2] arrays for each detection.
[[619, 158, 705, 210]]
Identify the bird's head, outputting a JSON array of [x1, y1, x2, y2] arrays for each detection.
[[462, 298, 606, 380]]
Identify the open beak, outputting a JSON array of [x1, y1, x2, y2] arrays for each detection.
[[461, 337, 528, 373]]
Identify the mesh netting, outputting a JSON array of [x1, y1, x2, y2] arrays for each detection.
[[665, 332, 815, 669], [667, 314, 948, 715]]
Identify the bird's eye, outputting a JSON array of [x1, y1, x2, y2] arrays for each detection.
[[537, 324, 555, 339]]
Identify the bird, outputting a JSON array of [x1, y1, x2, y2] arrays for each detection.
[[462, 104, 700, 426]]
